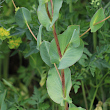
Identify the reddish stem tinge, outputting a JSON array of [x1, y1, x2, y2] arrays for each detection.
[[61, 69, 66, 97], [53, 24, 62, 58]]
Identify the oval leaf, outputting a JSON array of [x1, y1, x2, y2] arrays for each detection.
[[90, 8, 105, 32], [40, 41, 53, 67], [49, 25, 82, 69], [37, 3, 51, 31], [58, 39, 84, 69], [37, 25, 43, 50], [15, 7, 32, 28], [47, 67, 72, 106], [50, 0, 63, 27]]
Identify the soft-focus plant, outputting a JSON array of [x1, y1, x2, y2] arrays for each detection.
[[0, 0, 110, 110]]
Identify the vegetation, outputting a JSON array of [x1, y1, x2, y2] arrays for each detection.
[[0, 0, 110, 110]]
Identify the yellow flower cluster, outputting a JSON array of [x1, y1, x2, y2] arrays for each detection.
[[0, 27, 11, 40], [8, 37, 22, 49], [0, 27, 22, 49]]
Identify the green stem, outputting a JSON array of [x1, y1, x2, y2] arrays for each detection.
[[81, 81, 88, 110], [100, 87, 107, 110], [69, 0, 73, 13], [0, 59, 2, 79], [93, 32, 97, 52], [3, 52, 10, 79], [89, 72, 109, 110], [69, 0, 73, 24], [89, 85, 98, 110]]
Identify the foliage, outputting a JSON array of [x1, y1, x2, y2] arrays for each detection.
[[0, 0, 110, 110]]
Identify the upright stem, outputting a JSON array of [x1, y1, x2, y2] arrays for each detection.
[[89, 72, 109, 110], [61, 69, 66, 97], [81, 81, 88, 110], [12, 0, 16, 9], [90, 86, 99, 110], [69, 0, 73, 24], [0, 59, 2, 79], [48, 1, 68, 109], [93, 32, 97, 52], [53, 24, 62, 58], [3, 52, 10, 79]]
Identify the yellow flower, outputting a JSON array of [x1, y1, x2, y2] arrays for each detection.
[[8, 36, 22, 49], [0, 27, 11, 40]]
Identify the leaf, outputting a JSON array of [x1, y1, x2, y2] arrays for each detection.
[[37, 25, 43, 50], [47, 67, 72, 106], [50, 0, 63, 27], [37, 2, 51, 31], [0, 90, 7, 110], [40, 41, 53, 67], [39, 0, 49, 5], [49, 25, 83, 69], [95, 59, 110, 69], [40, 73, 47, 87], [90, 8, 105, 32], [69, 107, 86, 110], [5, 0, 11, 3], [15, 7, 32, 28], [3, 79, 18, 94], [24, 41, 39, 58], [73, 85, 80, 93], [58, 39, 84, 69], [1, 101, 7, 110]]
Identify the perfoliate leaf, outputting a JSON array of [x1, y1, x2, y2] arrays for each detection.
[[49, 25, 83, 69], [58, 39, 84, 69], [47, 67, 72, 106], [37, 25, 43, 50], [40, 41, 53, 67], [50, 0, 63, 27], [15, 7, 32, 28], [37, 3, 52, 31], [90, 8, 105, 32]]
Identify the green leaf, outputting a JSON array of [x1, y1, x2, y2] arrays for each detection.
[[58, 39, 84, 69], [5, 0, 11, 3], [73, 85, 80, 93], [90, 8, 105, 32], [49, 25, 83, 69], [69, 27, 80, 47], [40, 41, 53, 67], [50, 0, 63, 27], [38, 0, 49, 5], [47, 67, 72, 106], [69, 107, 85, 110], [37, 3, 51, 31], [3, 79, 18, 94], [1, 101, 7, 110], [15, 7, 32, 28], [0, 90, 7, 110], [37, 25, 43, 50]]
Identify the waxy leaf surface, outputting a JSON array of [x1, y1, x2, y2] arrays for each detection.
[[37, 3, 51, 31], [49, 25, 83, 69], [50, 0, 63, 27], [40, 41, 53, 67], [47, 67, 72, 106], [90, 8, 105, 32], [15, 7, 32, 28], [37, 25, 43, 50]]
